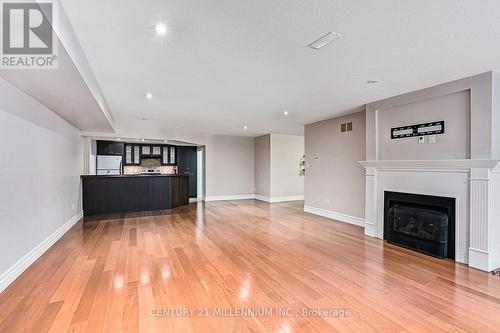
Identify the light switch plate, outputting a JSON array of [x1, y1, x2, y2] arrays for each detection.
[[429, 135, 436, 144], [418, 136, 425, 144]]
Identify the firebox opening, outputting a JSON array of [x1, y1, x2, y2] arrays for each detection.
[[384, 191, 455, 260]]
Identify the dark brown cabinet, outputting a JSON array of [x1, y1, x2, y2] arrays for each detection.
[[161, 146, 176, 165], [124, 144, 141, 165], [151, 146, 162, 156], [140, 145, 162, 157], [98, 141, 191, 194], [97, 141, 124, 155], [139, 145, 163, 158], [177, 146, 197, 198], [122, 143, 177, 166], [82, 175, 189, 216]]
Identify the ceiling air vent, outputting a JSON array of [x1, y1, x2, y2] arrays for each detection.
[[341, 121, 353, 133], [308, 32, 342, 50]]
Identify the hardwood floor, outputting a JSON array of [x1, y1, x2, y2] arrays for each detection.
[[1, 200, 500, 332]]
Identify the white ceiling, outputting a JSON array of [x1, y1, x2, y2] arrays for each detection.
[[0, 0, 114, 132], [0, 45, 114, 132], [60, 0, 500, 136]]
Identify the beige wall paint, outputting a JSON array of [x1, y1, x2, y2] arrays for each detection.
[[205, 135, 255, 197], [304, 111, 366, 218], [254, 134, 304, 200], [254, 135, 270, 197], [270, 134, 304, 198], [377, 90, 471, 160], [491, 72, 500, 159], [366, 72, 496, 160]]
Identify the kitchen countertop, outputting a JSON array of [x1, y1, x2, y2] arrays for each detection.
[[81, 174, 188, 179]]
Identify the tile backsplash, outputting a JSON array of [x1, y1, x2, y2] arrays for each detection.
[[141, 159, 161, 167], [124, 159, 177, 175]]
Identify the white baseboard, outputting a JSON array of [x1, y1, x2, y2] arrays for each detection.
[[0, 211, 83, 293], [204, 194, 255, 202], [204, 194, 304, 203], [364, 223, 377, 237], [189, 198, 198, 203], [304, 206, 365, 227], [254, 195, 270, 202], [255, 195, 304, 203], [469, 248, 492, 272]]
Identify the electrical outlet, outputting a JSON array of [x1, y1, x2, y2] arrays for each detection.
[[314, 154, 319, 160], [313, 198, 319, 204], [418, 136, 425, 144], [325, 199, 331, 206], [429, 135, 436, 144], [72, 204, 75, 211]]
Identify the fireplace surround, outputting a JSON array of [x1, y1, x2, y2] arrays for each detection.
[[359, 72, 500, 272], [360, 159, 500, 272]]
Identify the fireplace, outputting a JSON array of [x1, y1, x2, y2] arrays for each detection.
[[384, 191, 455, 259]]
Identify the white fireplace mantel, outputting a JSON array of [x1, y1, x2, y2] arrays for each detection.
[[359, 159, 500, 170], [359, 159, 500, 272]]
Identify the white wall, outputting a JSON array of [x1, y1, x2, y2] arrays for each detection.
[[82, 137, 97, 174], [0, 79, 83, 291], [270, 134, 304, 199], [490, 171, 500, 270], [304, 111, 366, 221]]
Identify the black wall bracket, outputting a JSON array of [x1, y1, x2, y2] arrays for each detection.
[[391, 120, 445, 139]]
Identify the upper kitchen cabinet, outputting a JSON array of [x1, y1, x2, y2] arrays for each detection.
[[125, 144, 141, 165], [141, 145, 151, 156], [133, 146, 140, 164], [161, 145, 176, 165], [169, 146, 176, 165], [97, 140, 124, 156], [152, 146, 162, 156], [141, 145, 162, 158]]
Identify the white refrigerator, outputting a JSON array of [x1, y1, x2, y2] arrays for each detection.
[[97, 156, 123, 175]]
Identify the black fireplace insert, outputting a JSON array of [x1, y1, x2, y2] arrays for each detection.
[[384, 191, 455, 259]]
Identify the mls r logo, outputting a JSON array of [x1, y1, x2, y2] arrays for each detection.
[[2, 2, 53, 54]]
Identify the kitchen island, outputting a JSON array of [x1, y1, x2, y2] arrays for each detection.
[[81, 174, 189, 216]]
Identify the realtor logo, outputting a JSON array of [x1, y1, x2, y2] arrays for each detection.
[[1, 0, 58, 69]]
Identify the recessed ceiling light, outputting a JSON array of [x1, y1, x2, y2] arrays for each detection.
[[283, 110, 289, 116], [117, 138, 121, 141], [154, 23, 167, 35], [243, 126, 248, 130], [308, 32, 342, 50], [367, 80, 380, 84], [164, 140, 168, 143], [145, 93, 153, 99], [141, 138, 145, 142]]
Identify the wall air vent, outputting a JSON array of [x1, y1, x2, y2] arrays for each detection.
[[308, 32, 342, 50], [341, 122, 353, 133]]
